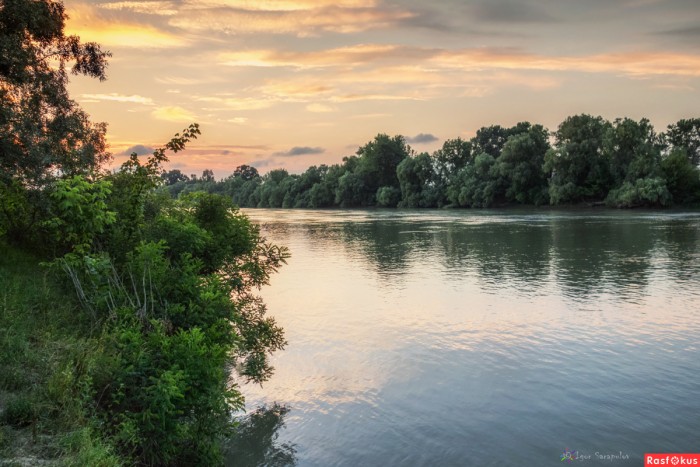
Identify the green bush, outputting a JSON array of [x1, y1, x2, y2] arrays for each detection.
[[44, 176, 116, 254], [2, 396, 34, 428], [606, 177, 672, 207]]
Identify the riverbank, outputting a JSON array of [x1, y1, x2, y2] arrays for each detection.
[[0, 243, 120, 466]]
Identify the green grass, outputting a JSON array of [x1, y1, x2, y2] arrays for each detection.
[[0, 242, 121, 466]]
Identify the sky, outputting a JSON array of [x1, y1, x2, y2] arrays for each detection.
[[64, 0, 700, 178]]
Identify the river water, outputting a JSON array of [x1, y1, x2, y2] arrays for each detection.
[[226, 209, 700, 467]]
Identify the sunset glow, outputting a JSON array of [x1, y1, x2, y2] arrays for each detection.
[[64, 0, 700, 177]]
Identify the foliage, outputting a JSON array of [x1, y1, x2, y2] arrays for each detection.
[[605, 177, 672, 207], [105, 124, 200, 262], [0, 0, 111, 186], [447, 152, 500, 207], [494, 124, 550, 205], [178, 116, 699, 210], [603, 117, 662, 185], [233, 164, 260, 181], [0, 243, 121, 465], [0, 178, 38, 242], [376, 185, 402, 207], [396, 152, 439, 208], [44, 175, 116, 254], [660, 148, 700, 204], [664, 118, 700, 167], [544, 114, 612, 204], [57, 189, 289, 463]]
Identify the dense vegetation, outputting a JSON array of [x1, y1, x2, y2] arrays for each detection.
[[167, 116, 700, 209], [1, 1, 287, 465]]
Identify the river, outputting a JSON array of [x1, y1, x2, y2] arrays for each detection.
[[226, 209, 700, 467]]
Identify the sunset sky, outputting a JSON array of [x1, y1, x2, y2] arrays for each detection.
[[64, 0, 700, 177]]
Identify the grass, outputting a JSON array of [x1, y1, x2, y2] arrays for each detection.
[[0, 242, 121, 466]]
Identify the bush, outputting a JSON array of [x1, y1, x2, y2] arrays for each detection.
[[2, 396, 34, 428], [606, 177, 672, 207], [376, 186, 401, 207]]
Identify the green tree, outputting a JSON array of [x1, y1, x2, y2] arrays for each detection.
[[664, 118, 700, 167], [201, 169, 215, 182], [0, 0, 111, 186], [604, 118, 662, 185], [161, 169, 189, 185], [470, 122, 531, 158], [335, 171, 365, 207], [495, 124, 550, 204], [396, 152, 439, 207], [660, 148, 700, 204], [447, 152, 500, 207], [432, 138, 472, 205], [354, 134, 411, 205], [544, 114, 612, 204], [233, 164, 260, 181]]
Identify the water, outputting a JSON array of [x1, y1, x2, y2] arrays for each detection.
[[226, 209, 700, 467]]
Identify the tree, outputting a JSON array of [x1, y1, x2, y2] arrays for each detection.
[[544, 114, 612, 204], [201, 169, 215, 182], [603, 118, 662, 185], [447, 152, 500, 207], [470, 122, 531, 158], [664, 118, 700, 167], [233, 164, 260, 181], [161, 169, 189, 185], [0, 0, 111, 186], [354, 134, 411, 205], [495, 124, 550, 204], [432, 138, 472, 205], [660, 148, 700, 204], [396, 152, 439, 207]]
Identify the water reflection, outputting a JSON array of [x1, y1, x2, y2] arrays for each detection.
[[226, 404, 297, 467], [253, 210, 700, 301], [238, 209, 700, 467]]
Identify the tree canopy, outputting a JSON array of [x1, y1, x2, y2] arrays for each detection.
[[0, 0, 111, 185], [169, 116, 700, 210]]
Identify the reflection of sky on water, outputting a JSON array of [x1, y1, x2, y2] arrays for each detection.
[[233, 209, 700, 466]]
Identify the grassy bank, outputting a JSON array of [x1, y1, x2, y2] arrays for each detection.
[[0, 243, 120, 466]]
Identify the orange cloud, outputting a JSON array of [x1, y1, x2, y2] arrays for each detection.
[[66, 3, 187, 48], [98, 1, 179, 16], [220, 44, 427, 68], [192, 0, 377, 10], [151, 106, 197, 122], [221, 44, 700, 78], [169, 5, 414, 36], [433, 49, 700, 77]]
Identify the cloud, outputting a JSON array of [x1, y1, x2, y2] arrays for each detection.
[[98, 1, 179, 15], [250, 158, 275, 168], [220, 43, 700, 79], [273, 146, 325, 157], [470, 1, 559, 23], [220, 44, 432, 69], [80, 93, 155, 105], [151, 106, 197, 122], [168, 4, 415, 36], [66, 4, 188, 48], [306, 103, 337, 113], [654, 25, 700, 37], [406, 133, 439, 144], [193, 0, 378, 10], [119, 144, 155, 156], [226, 117, 249, 124]]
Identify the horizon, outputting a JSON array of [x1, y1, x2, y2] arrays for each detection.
[[64, 0, 700, 177]]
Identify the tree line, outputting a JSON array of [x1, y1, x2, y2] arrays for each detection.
[[165, 116, 700, 209]]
